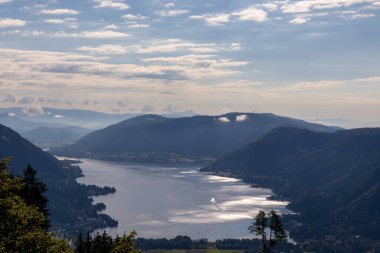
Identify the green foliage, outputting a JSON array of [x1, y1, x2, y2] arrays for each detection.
[[112, 230, 140, 253], [248, 210, 287, 253], [0, 159, 71, 253]]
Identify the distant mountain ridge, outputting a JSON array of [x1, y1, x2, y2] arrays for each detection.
[[0, 107, 139, 131], [53, 113, 340, 162], [204, 127, 380, 241], [22, 126, 92, 148]]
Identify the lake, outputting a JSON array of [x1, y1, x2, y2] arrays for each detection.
[[76, 159, 288, 240]]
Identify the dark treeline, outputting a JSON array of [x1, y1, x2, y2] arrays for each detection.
[[136, 236, 207, 250], [75, 232, 302, 253], [75, 231, 139, 253], [216, 239, 301, 253]]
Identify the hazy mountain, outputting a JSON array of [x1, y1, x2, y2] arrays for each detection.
[[22, 126, 92, 148], [54, 113, 340, 162], [204, 127, 380, 241], [0, 107, 140, 130], [0, 124, 116, 230], [0, 113, 66, 132]]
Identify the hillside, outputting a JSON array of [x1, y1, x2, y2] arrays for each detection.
[[53, 113, 339, 162], [204, 127, 380, 241], [0, 124, 116, 232]]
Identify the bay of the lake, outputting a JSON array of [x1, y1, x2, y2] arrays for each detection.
[[76, 158, 288, 240]]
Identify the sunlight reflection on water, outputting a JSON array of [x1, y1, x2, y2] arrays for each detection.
[[73, 158, 289, 240]]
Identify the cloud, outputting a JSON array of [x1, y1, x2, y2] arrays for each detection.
[[232, 6, 268, 22], [0, 0, 12, 4], [0, 18, 26, 28], [165, 3, 175, 8], [76, 39, 242, 55], [347, 13, 375, 19], [21, 31, 45, 36], [262, 3, 278, 11], [94, 0, 129, 10], [44, 19, 65, 24], [122, 14, 147, 20], [191, 14, 231, 26], [158, 9, 189, 17], [128, 24, 150, 29], [280, 0, 377, 13], [22, 106, 45, 117], [287, 80, 344, 91], [40, 9, 80, 15], [0, 47, 248, 89], [54, 30, 130, 38], [104, 24, 118, 30], [217, 116, 230, 123], [230, 43, 241, 50], [2, 93, 17, 102], [77, 44, 128, 54], [289, 17, 310, 24], [236, 114, 248, 122]]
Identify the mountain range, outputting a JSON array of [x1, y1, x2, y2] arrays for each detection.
[[53, 113, 339, 162], [204, 127, 380, 241]]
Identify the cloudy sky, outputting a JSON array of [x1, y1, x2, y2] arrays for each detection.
[[0, 0, 379, 127]]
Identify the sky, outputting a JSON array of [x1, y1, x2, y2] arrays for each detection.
[[0, 0, 380, 127]]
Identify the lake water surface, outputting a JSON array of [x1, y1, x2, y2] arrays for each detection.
[[76, 159, 288, 240]]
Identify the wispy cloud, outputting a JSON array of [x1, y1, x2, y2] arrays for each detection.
[[190, 14, 231, 26], [44, 19, 65, 24], [76, 39, 242, 55], [122, 14, 147, 20], [280, 0, 377, 14], [94, 0, 129, 10], [191, 6, 268, 26], [40, 9, 80, 15], [158, 9, 189, 17], [77, 44, 128, 54], [128, 23, 150, 29], [0, 18, 26, 28], [232, 6, 268, 22], [164, 3, 176, 8], [54, 30, 131, 38]]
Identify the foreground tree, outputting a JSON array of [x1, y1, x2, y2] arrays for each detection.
[[19, 164, 50, 230], [249, 210, 287, 253], [0, 159, 70, 253]]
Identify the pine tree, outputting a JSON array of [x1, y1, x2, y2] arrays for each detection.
[[76, 231, 85, 253], [19, 164, 50, 230]]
